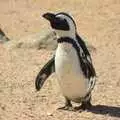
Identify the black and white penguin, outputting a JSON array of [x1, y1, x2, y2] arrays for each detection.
[[35, 12, 96, 111]]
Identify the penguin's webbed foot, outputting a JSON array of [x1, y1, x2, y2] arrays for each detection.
[[58, 105, 73, 111], [58, 98, 74, 111], [74, 101, 92, 112]]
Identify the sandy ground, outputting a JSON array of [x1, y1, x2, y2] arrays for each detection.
[[0, 0, 120, 120]]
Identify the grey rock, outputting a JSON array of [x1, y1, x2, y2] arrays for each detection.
[[4, 29, 96, 52], [5, 29, 57, 50]]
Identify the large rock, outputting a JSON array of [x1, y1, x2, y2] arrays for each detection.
[[5, 29, 57, 50], [4, 29, 96, 52]]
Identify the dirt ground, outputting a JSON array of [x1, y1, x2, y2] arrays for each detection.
[[0, 0, 120, 120]]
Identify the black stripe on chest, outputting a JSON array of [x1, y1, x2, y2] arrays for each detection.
[[57, 37, 88, 78], [57, 37, 79, 50]]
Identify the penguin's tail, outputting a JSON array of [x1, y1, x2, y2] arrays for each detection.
[[35, 56, 55, 91]]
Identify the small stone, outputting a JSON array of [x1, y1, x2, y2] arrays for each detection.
[[47, 112, 53, 116]]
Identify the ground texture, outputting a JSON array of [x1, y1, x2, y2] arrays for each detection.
[[0, 0, 120, 120]]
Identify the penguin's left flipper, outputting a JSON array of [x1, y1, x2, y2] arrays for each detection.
[[35, 56, 55, 91]]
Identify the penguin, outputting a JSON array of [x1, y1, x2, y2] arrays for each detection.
[[35, 12, 96, 111]]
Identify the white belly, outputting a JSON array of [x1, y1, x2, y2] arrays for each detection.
[[55, 44, 88, 102]]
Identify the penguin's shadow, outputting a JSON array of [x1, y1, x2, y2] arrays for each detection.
[[88, 105, 120, 118]]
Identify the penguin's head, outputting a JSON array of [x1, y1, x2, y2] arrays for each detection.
[[42, 12, 76, 38]]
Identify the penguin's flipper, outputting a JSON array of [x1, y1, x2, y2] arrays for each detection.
[[35, 56, 55, 91]]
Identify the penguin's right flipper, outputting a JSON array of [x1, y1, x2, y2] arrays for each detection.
[[35, 56, 55, 91]]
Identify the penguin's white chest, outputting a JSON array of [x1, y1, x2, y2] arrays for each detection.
[[55, 43, 88, 102]]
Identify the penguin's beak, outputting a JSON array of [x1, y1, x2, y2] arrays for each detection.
[[42, 13, 55, 22]]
